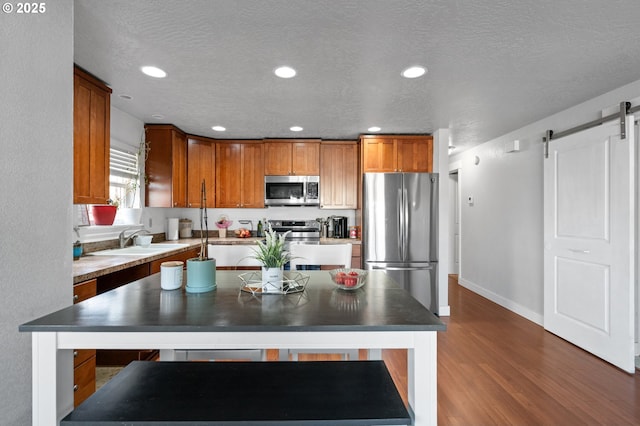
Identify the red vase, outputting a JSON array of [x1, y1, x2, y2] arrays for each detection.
[[91, 205, 117, 225]]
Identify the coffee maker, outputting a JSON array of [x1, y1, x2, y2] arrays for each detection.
[[332, 216, 348, 239]]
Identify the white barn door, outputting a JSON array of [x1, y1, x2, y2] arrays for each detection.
[[543, 117, 635, 373]]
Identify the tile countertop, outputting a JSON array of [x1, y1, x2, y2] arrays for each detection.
[[73, 237, 360, 284]]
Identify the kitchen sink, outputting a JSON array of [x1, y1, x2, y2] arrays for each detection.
[[88, 243, 189, 257]]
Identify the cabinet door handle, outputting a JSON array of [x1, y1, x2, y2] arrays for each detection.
[[73, 294, 79, 302], [73, 350, 78, 358], [73, 384, 78, 392]]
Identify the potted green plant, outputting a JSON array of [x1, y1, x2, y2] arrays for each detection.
[[251, 225, 291, 293]]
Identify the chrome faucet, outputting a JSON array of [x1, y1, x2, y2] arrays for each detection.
[[119, 228, 152, 248]]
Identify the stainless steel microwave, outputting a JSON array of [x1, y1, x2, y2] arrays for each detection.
[[264, 175, 320, 206]]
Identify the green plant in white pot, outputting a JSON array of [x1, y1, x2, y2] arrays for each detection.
[[251, 225, 291, 293]]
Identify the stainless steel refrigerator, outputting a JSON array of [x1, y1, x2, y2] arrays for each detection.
[[363, 173, 439, 314]]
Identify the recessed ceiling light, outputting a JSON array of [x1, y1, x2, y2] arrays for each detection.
[[401, 66, 426, 79], [118, 94, 133, 100], [212, 126, 226, 132], [141, 66, 167, 78], [368, 126, 381, 132], [274, 66, 296, 79], [151, 114, 164, 120], [290, 126, 303, 132]]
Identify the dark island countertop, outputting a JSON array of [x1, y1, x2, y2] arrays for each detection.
[[23, 271, 445, 333]]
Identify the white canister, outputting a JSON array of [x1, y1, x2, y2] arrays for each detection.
[[166, 218, 179, 240], [161, 261, 184, 290]]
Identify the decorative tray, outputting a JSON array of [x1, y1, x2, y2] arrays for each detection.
[[238, 271, 309, 295]]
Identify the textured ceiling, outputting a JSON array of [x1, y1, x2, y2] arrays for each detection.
[[74, 0, 640, 153]]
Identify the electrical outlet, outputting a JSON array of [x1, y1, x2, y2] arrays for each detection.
[[467, 195, 474, 205]]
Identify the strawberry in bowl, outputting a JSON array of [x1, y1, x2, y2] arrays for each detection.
[[329, 269, 367, 290]]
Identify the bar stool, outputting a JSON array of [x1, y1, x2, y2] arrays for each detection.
[[288, 243, 359, 361]]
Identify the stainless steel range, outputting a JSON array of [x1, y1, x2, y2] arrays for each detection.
[[267, 220, 320, 248]]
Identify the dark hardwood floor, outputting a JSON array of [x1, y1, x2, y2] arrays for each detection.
[[379, 275, 640, 425]]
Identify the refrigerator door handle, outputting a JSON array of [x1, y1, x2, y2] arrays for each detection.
[[370, 265, 434, 271], [397, 187, 404, 259], [403, 186, 409, 261]]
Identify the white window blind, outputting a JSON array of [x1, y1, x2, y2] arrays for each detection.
[[109, 145, 140, 208], [110, 147, 138, 179]]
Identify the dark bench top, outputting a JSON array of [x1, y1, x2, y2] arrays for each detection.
[[62, 360, 411, 425], [21, 271, 445, 333]]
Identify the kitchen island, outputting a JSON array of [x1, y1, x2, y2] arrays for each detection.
[[21, 270, 444, 425]]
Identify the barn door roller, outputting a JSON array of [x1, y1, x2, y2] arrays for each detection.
[[544, 101, 632, 158]]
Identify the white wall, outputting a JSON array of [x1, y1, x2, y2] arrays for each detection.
[[448, 171, 459, 274], [450, 78, 640, 325], [433, 129, 450, 315], [0, 2, 73, 424], [111, 106, 145, 149]]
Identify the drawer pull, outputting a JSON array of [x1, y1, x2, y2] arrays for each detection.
[[73, 351, 78, 358], [73, 384, 78, 392], [73, 294, 79, 302]]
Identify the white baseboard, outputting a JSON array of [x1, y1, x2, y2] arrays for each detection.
[[438, 305, 450, 317], [457, 277, 543, 326]]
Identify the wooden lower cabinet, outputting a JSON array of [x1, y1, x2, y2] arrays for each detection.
[[73, 279, 97, 407], [96, 263, 150, 294], [149, 248, 200, 274], [73, 355, 96, 407], [351, 244, 362, 269]]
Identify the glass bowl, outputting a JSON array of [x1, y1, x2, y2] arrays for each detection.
[[328, 268, 368, 290]]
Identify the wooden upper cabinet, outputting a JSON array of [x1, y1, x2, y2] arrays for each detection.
[[73, 66, 112, 204], [216, 141, 264, 208], [361, 137, 396, 172], [145, 124, 188, 207], [264, 142, 291, 175], [396, 136, 433, 172], [264, 140, 320, 175], [320, 142, 359, 209], [361, 135, 433, 173], [187, 136, 216, 208]]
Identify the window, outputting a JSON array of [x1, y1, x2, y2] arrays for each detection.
[[109, 145, 140, 209]]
